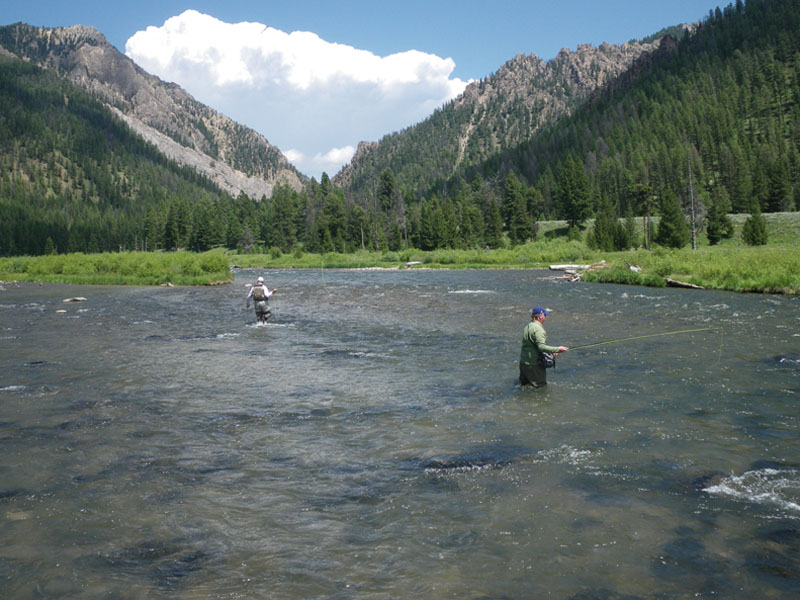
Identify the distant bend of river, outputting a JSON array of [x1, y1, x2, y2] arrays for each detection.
[[1, 269, 799, 598]]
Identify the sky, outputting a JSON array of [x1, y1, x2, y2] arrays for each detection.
[[3, 1, 726, 179]]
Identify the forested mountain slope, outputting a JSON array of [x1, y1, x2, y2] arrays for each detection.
[[333, 39, 662, 197], [0, 23, 304, 199], [495, 0, 800, 219], [0, 53, 247, 255], [3, 0, 798, 259], [324, 0, 799, 257]]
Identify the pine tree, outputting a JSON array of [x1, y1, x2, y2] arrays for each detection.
[[502, 172, 523, 230], [767, 159, 790, 212], [377, 168, 396, 213], [557, 155, 592, 229], [418, 198, 442, 251], [590, 194, 619, 251], [633, 184, 655, 249], [323, 190, 347, 251], [509, 192, 532, 245], [440, 198, 459, 248], [654, 190, 689, 249], [484, 199, 503, 249], [742, 203, 768, 245], [343, 204, 365, 251], [706, 188, 734, 245], [225, 213, 242, 250]]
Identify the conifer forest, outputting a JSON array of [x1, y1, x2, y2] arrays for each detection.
[[1, 0, 799, 257]]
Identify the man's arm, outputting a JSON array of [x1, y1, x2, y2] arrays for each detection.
[[533, 325, 560, 354]]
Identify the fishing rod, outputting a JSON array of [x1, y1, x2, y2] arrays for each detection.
[[569, 327, 718, 351]]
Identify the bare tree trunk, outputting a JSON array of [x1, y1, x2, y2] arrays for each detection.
[[688, 150, 697, 250]]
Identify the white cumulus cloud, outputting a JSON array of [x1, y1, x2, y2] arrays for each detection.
[[125, 10, 469, 179]]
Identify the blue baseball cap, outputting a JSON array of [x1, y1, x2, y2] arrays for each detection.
[[531, 306, 549, 316]]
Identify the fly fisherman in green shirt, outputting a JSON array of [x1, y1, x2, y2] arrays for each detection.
[[519, 306, 568, 387]]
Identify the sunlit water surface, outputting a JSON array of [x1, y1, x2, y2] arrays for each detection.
[[1, 269, 799, 598]]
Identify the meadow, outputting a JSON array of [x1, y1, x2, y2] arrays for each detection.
[[0, 251, 232, 286], [1, 213, 798, 294]]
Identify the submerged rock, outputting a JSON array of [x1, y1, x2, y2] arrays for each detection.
[[419, 444, 533, 471]]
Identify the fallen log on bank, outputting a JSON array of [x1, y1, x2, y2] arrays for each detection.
[[550, 264, 590, 271], [549, 260, 607, 271], [554, 271, 582, 282], [551, 261, 608, 282], [665, 277, 704, 290]]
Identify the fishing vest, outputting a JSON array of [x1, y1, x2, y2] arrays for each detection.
[[252, 285, 267, 301]]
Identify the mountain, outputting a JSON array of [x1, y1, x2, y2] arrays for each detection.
[[3, 0, 798, 258], [1, 51, 233, 255], [498, 0, 800, 219], [0, 22, 305, 199], [333, 0, 799, 236], [333, 38, 662, 197]]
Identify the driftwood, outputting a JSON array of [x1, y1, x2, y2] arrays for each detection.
[[665, 278, 704, 290], [552, 261, 609, 282], [553, 263, 704, 290], [625, 261, 642, 272], [555, 271, 582, 282], [550, 264, 591, 271], [549, 260, 607, 271]]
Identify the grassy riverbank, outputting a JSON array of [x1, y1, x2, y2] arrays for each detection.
[[231, 241, 799, 294], [1, 213, 798, 293], [231, 213, 800, 294], [0, 250, 232, 286]]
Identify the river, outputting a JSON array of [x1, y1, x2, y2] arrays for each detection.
[[1, 269, 799, 598]]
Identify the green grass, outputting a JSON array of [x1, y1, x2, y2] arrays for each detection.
[[578, 212, 800, 294], [2, 213, 799, 294], [581, 245, 800, 294], [231, 238, 596, 270], [0, 250, 233, 286]]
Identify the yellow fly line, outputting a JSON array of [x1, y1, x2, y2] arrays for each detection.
[[569, 327, 718, 351]]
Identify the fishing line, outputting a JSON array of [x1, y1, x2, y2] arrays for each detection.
[[569, 327, 718, 351]]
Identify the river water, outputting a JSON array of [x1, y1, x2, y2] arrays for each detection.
[[1, 268, 799, 599]]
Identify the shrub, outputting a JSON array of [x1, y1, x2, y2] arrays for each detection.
[[742, 209, 768, 245]]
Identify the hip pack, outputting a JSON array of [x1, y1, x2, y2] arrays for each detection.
[[539, 352, 556, 369]]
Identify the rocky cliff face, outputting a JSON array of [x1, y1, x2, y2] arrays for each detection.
[[334, 39, 659, 192], [0, 23, 304, 198]]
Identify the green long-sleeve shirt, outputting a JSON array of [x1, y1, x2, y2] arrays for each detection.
[[520, 320, 559, 365]]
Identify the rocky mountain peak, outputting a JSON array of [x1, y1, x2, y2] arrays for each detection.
[[335, 38, 659, 194], [0, 22, 304, 199]]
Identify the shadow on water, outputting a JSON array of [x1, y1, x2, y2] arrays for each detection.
[[81, 540, 212, 591], [746, 523, 800, 592], [652, 528, 737, 597]]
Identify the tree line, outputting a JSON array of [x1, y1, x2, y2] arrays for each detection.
[[1, 0, 795, 257], [453, 0, 799, 244], [336, 0, 798, 250]]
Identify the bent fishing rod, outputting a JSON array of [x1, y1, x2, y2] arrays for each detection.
[[568, 327, 718, 351]]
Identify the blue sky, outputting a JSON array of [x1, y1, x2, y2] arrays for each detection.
[[3, 1, 725, 178]]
